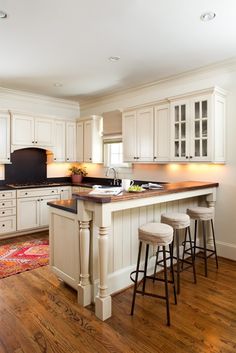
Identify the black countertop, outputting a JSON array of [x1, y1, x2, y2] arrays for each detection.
[[47, 199, 77, 214]]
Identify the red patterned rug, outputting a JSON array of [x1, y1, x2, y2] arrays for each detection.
[[0, 238, 49, 279]]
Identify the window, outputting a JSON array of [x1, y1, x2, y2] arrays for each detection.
[[104, 142, 129, 167]]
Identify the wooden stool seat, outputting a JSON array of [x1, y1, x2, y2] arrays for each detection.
[[139, 222, 173, 245], [161, 213, 190, 229], [187, 207, 214, 221]]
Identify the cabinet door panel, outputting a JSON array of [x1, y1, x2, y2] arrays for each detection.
[[122, 111, 136, 162], [170, 101, 190, 161], [53, 121, 66, 162], [136, 108, 154, 162], [66, 122, 77, 162], [154, 105, 169, 162], [76, 122, 84, 162], [12, 115, 34, 145], [190, 96, 211, 161], [17, 197, 40, 230], [35, 118, 54, 146], [83, 120, 93, 162], [0, 113, 10, 163]]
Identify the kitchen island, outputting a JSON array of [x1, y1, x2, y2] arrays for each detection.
[[48, 181, 218, 321]]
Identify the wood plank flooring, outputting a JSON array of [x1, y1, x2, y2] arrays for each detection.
[[0, 233, 236, 353]]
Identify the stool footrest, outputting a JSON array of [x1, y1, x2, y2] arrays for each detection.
[[136, 290, 167, 301]]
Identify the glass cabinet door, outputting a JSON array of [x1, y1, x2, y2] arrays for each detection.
[[173, 103, 187, 159], [192, 98, 210, 160]]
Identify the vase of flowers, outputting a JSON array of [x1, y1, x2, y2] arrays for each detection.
[[69, 166, 87, 183]]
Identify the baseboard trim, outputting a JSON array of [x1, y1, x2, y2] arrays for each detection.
[[216, 241, 236, 261]]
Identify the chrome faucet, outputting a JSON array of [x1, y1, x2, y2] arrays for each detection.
[[106, 167, 118, 186]]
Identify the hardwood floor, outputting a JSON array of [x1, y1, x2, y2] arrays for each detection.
[[0, 235, 236, 353]]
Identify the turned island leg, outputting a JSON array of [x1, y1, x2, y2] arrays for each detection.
[[77, 201, 92, 307], [95, 225, 112, 320]]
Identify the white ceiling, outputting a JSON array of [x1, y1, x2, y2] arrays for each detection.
[[1, 0, 236, 101]]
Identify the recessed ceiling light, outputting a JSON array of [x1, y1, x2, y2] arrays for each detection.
[[200, 11, 216, 22], [0, 11, 7, 19], [108, 56, 121, 62], [54, 82, 63, 87]]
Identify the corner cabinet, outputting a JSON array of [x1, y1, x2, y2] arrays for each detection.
[[0, 111, 11, 164], [122, 107, 154, 162], [76, 116, 103, 163], [170, 87, 226, 163]]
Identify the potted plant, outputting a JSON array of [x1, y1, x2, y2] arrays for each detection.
[[69, 166, 87, 183]]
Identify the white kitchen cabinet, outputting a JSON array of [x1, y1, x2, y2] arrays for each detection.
[[123, 107, 154, 162], [170, 87, 226, 162], [0, 190, 16, 236], [154, 104, 170, 162], [53, 120, 66, 162], [66, 122, 77, 162], [11, 114, 54, 147], [0, 112, 11, 164], [16, 187, 61, 231], [76, 116, 103, 163]]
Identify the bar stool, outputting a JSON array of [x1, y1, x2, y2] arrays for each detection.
[[130, 222, 177, 326], [184, 207, 218, 277], [160, 213, 196, 294]]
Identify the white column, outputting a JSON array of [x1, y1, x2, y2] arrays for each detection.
[[94, 204, 112, 321], [77, 200, 92, 307], [206, 189, 216, 246]]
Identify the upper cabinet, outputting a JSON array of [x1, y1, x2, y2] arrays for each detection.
[[170, 87, 226, 163], [123, 107, 154, 162], [11, 114, 54, 147], [53, 120, 66, 162], [76, 116, 103, 163], [154, 104, 170, 162], [0, 111, 11, 164]]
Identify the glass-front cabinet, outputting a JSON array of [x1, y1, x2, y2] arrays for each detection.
[[170, 88, 225, 162]]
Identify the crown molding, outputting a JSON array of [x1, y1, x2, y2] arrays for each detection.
[[79, 57, 236, 111], [0, 86, 80, 110]]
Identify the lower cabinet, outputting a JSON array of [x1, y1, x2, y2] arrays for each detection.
[[0, 190, 16, 236], [17, 194, 60, 230]]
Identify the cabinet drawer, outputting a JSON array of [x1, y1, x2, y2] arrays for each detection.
[[0, 216, 16, 234], [17, 188, 59, 198], [0, 207, 16, 217], [0, 190, 16, 200], [0, 199, 16, 208]]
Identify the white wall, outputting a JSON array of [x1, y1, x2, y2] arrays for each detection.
[[0, 87, 80, 180], [80, 60, 236, 260]]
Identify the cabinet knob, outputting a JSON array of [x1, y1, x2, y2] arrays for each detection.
[[32, 141, 34, 144], [37, 199, 40, 202], [2, 211, 5, 214], [51, 191, 55, 193], [89, 158, 92, 161], [153, 156, 157, 160], [189, 156, 193, 159], [54, 158, 57, 161], [67, 158, 69, 161], [35, 141, 38, 144], [25, 192, 28, 195], [136, 157, 140, 160], [185, 156, 189, 159], [2, 203, 5, 206], [41, 199, 43, 201], [7, 158, 10, 160], [2, 194, 5, 197], [2, 224, 5, 227]]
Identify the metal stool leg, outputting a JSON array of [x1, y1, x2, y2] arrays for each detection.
[[202, 221, 208, 277], [193, 220, 197, 260], [153, 246, 160, 282], [175, 230, 180, 294], [169, 243, 177, 305], [163, 246, 170, 326], [142, 244, 149, 294], [188, 226, 197, 284], [211, 219, 219, 269], [181, 227, 188, 270], [131, 241, 142, 315]]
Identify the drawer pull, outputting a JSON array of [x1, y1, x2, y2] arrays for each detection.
[[2, 203, 5, 206], [25, 192, 28, 195], [2, 211, 5, 214], [51, 191, 55, 193], [2, 194, 5, 197], [2, 224, 5, 227]]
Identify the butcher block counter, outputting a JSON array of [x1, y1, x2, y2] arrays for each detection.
[[48, 181, 218, 321]]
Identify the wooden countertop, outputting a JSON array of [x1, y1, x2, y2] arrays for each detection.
[[72, 181, 219, 204]]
